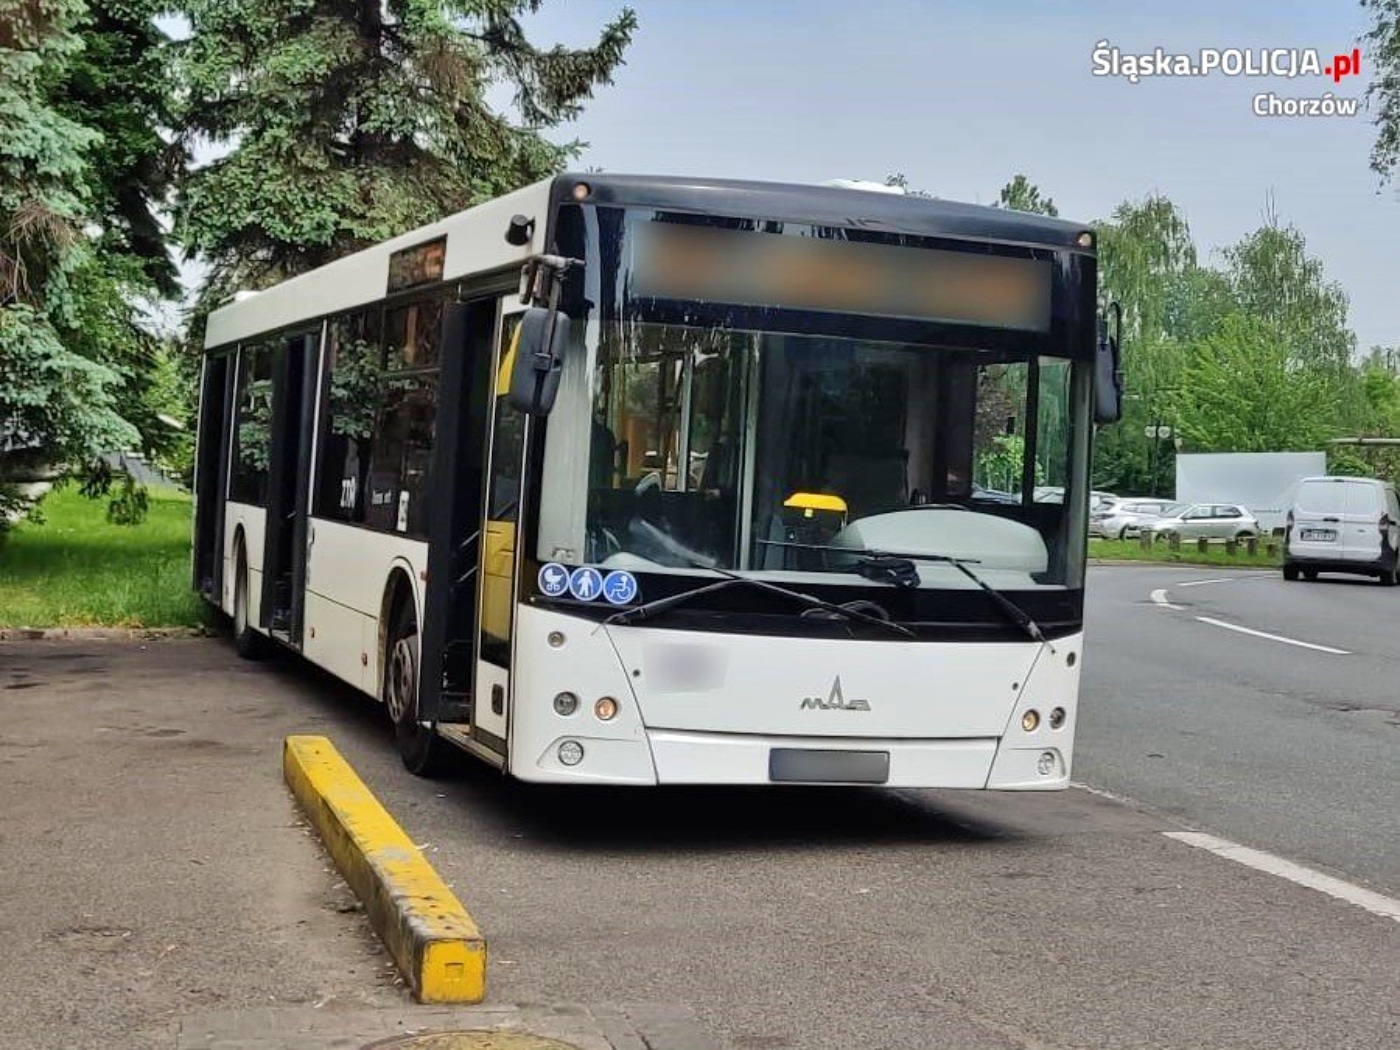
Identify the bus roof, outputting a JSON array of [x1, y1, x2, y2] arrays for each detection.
[[567, 173, 1093, 250], [204, 173, 1094, 351]]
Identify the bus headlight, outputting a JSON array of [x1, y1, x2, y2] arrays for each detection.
[[553, 692, 579, 716], [1021, 709, 1040, 732], [557, 740, 584, 766], [1038, 751, 1058, 776]]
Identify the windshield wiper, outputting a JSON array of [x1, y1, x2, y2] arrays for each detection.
[[752, 538, 1054, 650], [601, 565, 915, 637]]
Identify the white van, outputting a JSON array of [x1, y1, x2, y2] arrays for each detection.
[[1283, 476, 1400, 584]]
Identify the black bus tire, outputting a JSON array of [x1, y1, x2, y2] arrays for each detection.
[[233, 547, 267, 660], [385, 599, 454, 778]]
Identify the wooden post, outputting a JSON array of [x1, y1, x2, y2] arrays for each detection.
[[1196, 536, 1207, 554], [1140, 531, 1152, 551], [1246, 537, 1258, 555], [1169, 533, 1180, 551], [1225, 538, 1238, 555], [1266, 541, 1278, 557]]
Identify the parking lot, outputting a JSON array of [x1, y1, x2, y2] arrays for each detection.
[[5, 567, 1399, 1050]]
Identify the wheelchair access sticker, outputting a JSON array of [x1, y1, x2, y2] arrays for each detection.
[[601, 570, 639, 605]]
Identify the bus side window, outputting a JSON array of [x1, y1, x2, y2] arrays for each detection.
[[315, 311, 383, 525], [230, 342, 274, 506]]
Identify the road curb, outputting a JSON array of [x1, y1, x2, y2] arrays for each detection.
[[282, 735, 486, 1004], [0, 626, 206, 641]]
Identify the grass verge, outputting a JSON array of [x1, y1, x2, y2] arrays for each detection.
[[1089, 536, 1282, 569], [0, 485, 205, 628]]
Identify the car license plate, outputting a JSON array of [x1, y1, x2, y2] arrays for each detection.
[[1300, 529, 1336, 541]]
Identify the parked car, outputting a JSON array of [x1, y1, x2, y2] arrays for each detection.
[[1283, 476, 1400, 585], [1147, 503, 1260, 541], [971, 484, 1020, 505], [1034, 487, 1119, 511], [1089, 497, 1178, 539]]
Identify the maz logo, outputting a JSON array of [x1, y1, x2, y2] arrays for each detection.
[[799, 676, 871, 712]]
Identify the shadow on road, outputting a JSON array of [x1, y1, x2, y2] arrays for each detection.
[[254, 640, 1027, 856]]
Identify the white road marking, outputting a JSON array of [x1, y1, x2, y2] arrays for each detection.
[[1150, 588, 1185, 610], [1177, 577, 1237, 587], [1165, 832, 1400, 924], [1194, 615, 1351, 655]]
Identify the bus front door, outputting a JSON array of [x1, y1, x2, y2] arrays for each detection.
[[473, 308, 527, 755]]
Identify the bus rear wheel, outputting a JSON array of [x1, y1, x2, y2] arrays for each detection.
[[233, 548, 267, 660], [385, 600, 453, 778]]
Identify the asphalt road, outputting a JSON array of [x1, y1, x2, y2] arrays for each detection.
[[1077, 564, 1400, 897], [2, 581, 1398, 1049]]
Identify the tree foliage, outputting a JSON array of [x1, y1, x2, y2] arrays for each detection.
[[0, 0, 139, 503], [1173, 314, 1335, 452], [52, 0, 184, 296], [1364, 0, 1400, 182], [174, 0, 637, 308], [994, 174, 1057, 216]]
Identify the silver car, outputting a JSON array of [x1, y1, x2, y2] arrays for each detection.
[[1090, 498, 1178, 539], [1147, 502, 1261, 541]]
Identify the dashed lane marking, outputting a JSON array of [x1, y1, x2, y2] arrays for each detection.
[[1193, 615, 1351, 655]]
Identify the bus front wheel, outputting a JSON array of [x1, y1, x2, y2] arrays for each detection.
[[385, 599, 453, 778]]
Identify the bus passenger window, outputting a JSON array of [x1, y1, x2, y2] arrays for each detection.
[[316, 311, 382, 524], [230, 342, 273, 507]]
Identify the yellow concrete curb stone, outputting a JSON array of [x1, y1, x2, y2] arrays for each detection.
[[282, 735, 486, 1003]]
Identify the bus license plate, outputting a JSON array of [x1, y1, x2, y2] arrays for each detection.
[[769, 748, 890, 784], [1300, 529, 1336, 541]]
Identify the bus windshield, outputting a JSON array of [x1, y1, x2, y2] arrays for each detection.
[[536, 206, 1094, 594], [571, 323, 1085, 590]]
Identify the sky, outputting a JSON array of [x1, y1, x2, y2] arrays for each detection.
[[494, 0, 1398, 352]]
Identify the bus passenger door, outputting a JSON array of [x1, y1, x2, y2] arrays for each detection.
[[192, 353, 234, 602], [473, 306, 527, 752], [420, 295, 497, 732], [259, 329, 318, 646]]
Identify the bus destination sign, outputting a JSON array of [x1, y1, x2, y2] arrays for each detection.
[[632, 222, 1052, 332], [387, 236, 447, 293]]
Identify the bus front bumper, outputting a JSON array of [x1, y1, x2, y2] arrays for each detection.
[[513, 728, 1069, 789]]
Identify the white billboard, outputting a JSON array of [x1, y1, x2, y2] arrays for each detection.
[[1174, 452, 1327, 533]]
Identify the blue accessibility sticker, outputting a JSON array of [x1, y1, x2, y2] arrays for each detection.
[[538, 562, 570, 597], [602, 570, 640, 605], [568, 566, 605, 602]]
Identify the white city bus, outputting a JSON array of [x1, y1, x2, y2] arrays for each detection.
[[192, 174, 1123, 786]]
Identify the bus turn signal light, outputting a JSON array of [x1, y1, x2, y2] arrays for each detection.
[[1021, 710, 1040, 732], [594, 696, 618, 721]]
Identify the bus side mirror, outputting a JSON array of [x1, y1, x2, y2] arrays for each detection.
[[1094, 301, 1124, 424], [507, 306, 567, 416]]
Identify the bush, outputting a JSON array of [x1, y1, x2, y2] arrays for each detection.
[[106, 473, 150, 525]]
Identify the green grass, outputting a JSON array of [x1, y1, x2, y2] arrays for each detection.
[[0, 485, 206, 628], [1089, 536, 1282, 569]]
